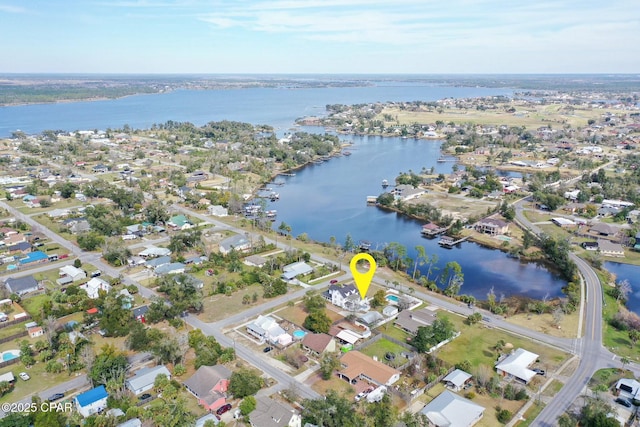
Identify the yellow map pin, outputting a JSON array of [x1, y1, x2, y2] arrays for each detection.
[[350, 253, 377, 300]]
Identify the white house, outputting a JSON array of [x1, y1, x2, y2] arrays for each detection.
[[281, 261, 313, 280], [138, 246, 172, 259], [323, 284, 370, 312], [126, 365, 171, 396], [615, 378, 640, 401], [495, 348, 539, 384], [420, 390, 485, 427], [76, 385, 108, 417], [207, 205, 228, 217], [442, 369, 472, 392], [246, 315, 292, 346], [59, 265, 86, 282], [80, 278, 112, 299]]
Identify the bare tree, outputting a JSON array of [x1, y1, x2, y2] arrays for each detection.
[[79, 345, 95, 374], [615, 279, 632, 303], [552, 306, 564, 327], [43, 315, 58, 347]]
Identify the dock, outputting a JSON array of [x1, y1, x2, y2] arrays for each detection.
[[421, 223, 447, 237], [438, 235, 470, 247], [366, 196, 377, 205]]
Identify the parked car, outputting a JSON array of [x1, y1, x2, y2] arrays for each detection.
[[355, 391, 368, 402], [0, 313, 7, 322], [48, 393, 65, 402], [216, 404, 232, 416], [263, 346, 273, 353], [138, 393, 152, 401], [533, 369, 545, 376], [19, 372, 30, 381], [330, 279, 338, 284], [615, 397, 632, 408], [90, 270, 101, 277]]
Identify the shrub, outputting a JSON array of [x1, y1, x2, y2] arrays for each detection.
[[496, 407, 512, 424], [464, 391, 476, 399]]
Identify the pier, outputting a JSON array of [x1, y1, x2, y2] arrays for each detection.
[[420, 223, 447, 237], [438, 235, 470, 247]]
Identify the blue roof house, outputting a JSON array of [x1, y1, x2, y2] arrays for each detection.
[[75, 385, 108, 417]]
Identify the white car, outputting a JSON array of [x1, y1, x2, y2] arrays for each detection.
[[19, 372, 30, 381]]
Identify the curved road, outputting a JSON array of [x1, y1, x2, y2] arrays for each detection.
[[2, 197, 638, 424]]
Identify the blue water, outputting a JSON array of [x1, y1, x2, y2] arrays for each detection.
[[0, 83, 512, 138], [386, 295, 400, 303], [603, 262, 640, 314], [2, 352, 18, 361], [293, 330, 306, 339], [0, 80, 569, 302]]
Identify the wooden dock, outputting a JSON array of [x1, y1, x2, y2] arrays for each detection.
[[438, 235, 470, 247]]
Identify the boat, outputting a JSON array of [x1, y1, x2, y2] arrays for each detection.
[[266, 210, 277, 219], [359, 240, 372, 251], [343, 151, 352, 156], [382, 179, 389, 187], [269, 192, 280, 201]]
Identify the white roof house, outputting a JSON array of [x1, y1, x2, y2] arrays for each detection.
[[442, 369, 472, 392], [281, 261, 313, 280], [420, 390, 485, 427], [495, 348, 539, 384], [59, 265, 86, 282], [615, 378, 640, 401], [246, 315, 292, 346], [80, 278, 112, 299], [126, 365, 171, 395], [139, 246, 172, 258]]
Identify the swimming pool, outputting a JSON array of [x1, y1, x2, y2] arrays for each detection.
[[1, 350, 20, 361], [386, 295, 399, 303], [292, 330, 306, 339]]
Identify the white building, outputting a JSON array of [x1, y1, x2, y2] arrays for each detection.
[[59, 265, 86, 282], [323, 284, 370, 312], [80, 278, 112, 299], [420, 390, 485, 427], [246, 315, 292, 346], [495, 348, 539, 384], [126, 365, 171, 396]]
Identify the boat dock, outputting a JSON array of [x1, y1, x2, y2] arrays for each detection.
[[366, 196, 377, 205], [421, 223, 447, 237], [438, 235, 470, 247]]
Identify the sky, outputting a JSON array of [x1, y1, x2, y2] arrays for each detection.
[[1, 0, 639, 74]]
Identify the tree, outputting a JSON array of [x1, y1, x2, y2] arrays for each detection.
[[439, 261, 463, 297], [77, 232, 105, 251], [628, 329, 640, 347], [303, 290, 326, 312], [412, 317, 456, 352], [99, 293, 132, 337], [412, 245, 427, 280], [239, 396, 257, 416], [303, 309, 332, 334], [144, 200, 169, 224], [89, 345, 127, 386], [319, 353, 339, 380], [467, 312, 482, 325], [614, 279, 632, 303], [229, 368, 263, 398], [620, 356, 630, 371], [366, 394, 398, 427], [371, 290, 387, 308], [344, 233, 355, 252], [302, 390, 364, 427]]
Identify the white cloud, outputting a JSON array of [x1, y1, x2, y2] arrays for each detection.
[[0, 4, 27, 13]]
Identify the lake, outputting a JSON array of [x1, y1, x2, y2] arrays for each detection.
[[603, 262, 640, 314], [0, 80, 567, 301]]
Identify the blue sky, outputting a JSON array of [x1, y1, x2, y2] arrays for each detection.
[[1, 0, 638, 74]]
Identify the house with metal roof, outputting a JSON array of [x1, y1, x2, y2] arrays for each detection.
[[80, 278, 111, 299], [281, 261, 313, 280], [420, 390, 485, 427], [219, 234, 251, 255], [495, 348, 539, 384], [75, 385, 108, 417], [154, 262, 186, 276], [138, 246, 171, 259], [126, 365, 171, 396], [442, 369, 472, 392]]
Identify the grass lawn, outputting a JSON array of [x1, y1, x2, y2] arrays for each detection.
[[514, 402, 545, 427], [360, 338, 408, 367], [601, 286, 640, 360], [436, 313, 568, 374], [472, 391, 525, 427], [21, 294, 50, 318], [309, 373, 355, 397], [277, 304, 343, 327], [0, 356, 77, 404], [541, 379, 564, 398], [376, 323, 411, 343], [0, 323, 28, 340], [589, 368, 634, 391], [506, 309, 579, 339], [198, 283, 271, 323]]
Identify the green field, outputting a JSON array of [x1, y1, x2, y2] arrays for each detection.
[[360, 338, 408, 367]]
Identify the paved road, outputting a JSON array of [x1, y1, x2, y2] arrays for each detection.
[[515, 198, 640, 426], [3, 196, 638, 423]]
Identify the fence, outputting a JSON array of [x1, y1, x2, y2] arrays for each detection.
[[0, 330, 28, 345], [0, 356, 20, 370], [0, 314, 32, 330]]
